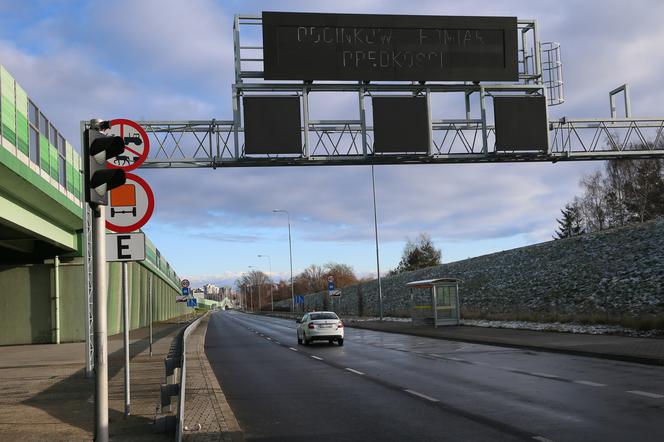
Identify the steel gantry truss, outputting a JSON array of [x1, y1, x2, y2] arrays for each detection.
[[136, 15, 664, 169]]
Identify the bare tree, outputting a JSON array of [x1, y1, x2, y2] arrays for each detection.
[[294, 264, 326, 294], [323, 262, 358, 288], [578, 171, 608, 232]]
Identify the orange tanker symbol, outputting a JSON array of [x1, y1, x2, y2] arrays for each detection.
[[110, 184, 137, 217]]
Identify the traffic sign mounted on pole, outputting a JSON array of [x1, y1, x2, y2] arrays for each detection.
[[106, 233, 146, 262], [181, 279, 190, 288], [106, 119, 150, 171], [105, 173, 154, 233]]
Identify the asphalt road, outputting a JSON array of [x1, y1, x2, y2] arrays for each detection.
[[205, 311, 664, 441]]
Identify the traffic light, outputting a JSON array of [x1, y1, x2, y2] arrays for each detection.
[[83, 121, 126, 205]]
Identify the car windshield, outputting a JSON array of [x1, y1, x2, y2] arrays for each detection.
[[310, 313, 338, 320]]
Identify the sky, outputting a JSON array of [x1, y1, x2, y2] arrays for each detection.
[[1, 0, 663, 288]]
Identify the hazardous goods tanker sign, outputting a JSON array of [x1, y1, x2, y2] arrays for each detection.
[[262, 12, 518, 81]]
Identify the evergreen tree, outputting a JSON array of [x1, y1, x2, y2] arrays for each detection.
[[392, 233, 442, 274], [555, 203, 583, 239]]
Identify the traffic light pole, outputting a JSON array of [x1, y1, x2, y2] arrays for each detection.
[[92, 204, 109, 442]]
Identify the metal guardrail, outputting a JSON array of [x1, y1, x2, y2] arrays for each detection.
[[176, 313, 206, 442], [156, 313, 207, 439]]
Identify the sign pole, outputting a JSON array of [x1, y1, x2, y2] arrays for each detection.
[[93, 205, 109, 442], [122, 261, 131, 416], [148, 274, 153, 357]]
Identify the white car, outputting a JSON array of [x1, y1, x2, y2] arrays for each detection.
[[296, 311, 344, 346]]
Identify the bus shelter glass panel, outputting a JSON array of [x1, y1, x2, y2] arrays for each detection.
[[434, 283, 459, 326], [410, 287, 434, 326]]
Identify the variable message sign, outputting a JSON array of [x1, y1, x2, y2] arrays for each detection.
[[262, 12, 518, 81]]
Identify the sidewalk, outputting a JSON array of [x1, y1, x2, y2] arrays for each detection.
[[347, 319, 664, 366], [0, 319, 188, 441], [182, 314, 242, 442]]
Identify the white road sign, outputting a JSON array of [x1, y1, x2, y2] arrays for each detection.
[[105, 173, 155, 233], [106, 232, 146, 262]]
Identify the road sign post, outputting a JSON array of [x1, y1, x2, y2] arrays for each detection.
[[148, 274, 153, 357], [121, 261, 131, 417]]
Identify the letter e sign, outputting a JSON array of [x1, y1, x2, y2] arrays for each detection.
[[106, 233, 146, 262]]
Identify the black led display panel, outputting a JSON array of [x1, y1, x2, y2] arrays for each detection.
[[372, 97, 430, 153], [262, 11, 518, 81], [243, 96, 302, 155], [494, 96, 548, 151]]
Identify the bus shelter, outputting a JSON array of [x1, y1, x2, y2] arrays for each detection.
[[406, 278, 460, 327]]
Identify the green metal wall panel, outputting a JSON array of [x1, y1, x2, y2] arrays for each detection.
[[15, 84, 28, 155], [58, 262, 86, 342], [0, 265, 53, 345], [39, 134, 49, 172], [0, 67, 16, 146], [49, 143, 58, 179], [107, 262, 121, 335]]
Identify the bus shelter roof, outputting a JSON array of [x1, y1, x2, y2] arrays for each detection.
[[405, 278, 461, 288]]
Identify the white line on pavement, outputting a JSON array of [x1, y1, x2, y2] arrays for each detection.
[[574, 380, 607, 387], [289, 347, 298, 352], [627, 390, 664, 399], [531, 372, 560, 379], [266, 337, 272, 340], [345, 368, 365, 375], [311, 355, 323, 361], [404, 389, 440, 402]]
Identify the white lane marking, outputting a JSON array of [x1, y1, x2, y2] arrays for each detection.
[[311, 355, 323, 361], [446, 357, 465, 362], [531, 372, 560, 379], [427, 353, 440, 357], [273, 341, 281, 344], [404, 389, 440, 403], [533, 436, 555, 442], [288, 347, 298, 352], [627, 390, 664, 399], [266, 337, 272, 340], [345, 368, 365, 375], [574, 380, 607, 387]]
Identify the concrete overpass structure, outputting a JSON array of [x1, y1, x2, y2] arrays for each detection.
[[0, 65, 187, 345]]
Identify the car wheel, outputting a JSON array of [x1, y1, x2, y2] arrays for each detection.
[[328, 339, 334, 345], [303, 334, 310, 346], [297, 333, 302, 345], [337, 338, 344, 346]]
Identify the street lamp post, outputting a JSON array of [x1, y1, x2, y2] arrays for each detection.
[[273, 209, 294, 313], [258, 254, 274, 311], [371, 165, 384, 321]]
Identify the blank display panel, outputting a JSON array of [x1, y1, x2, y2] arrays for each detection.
[[494, 96, 548, 151], [372, 97, 430, 153], [243, 96, 302, 154]]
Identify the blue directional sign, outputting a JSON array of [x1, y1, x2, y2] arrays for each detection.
[[295, 295, 305, 304], [187, 298, 197, 308], [181, 287, 190, 296], [328, 282, 335, 291]]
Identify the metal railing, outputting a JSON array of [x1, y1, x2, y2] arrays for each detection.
[[156, 313, 206, 439]]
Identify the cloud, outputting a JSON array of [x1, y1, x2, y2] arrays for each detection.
[[3, 0, 663, 286]]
